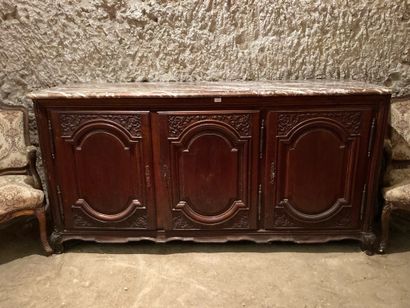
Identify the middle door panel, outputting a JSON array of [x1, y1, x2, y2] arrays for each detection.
[[153, 111, 260, 231]]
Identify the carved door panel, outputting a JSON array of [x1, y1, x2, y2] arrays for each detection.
[[50, 111, 155, 230], [264, 108, 374, 230], [154, 111, 260, 230]]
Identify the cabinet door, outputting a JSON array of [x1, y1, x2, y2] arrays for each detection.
[[50, 110, 155, 230], [264, 108, 374, 230], [154, 111, 260, 230]]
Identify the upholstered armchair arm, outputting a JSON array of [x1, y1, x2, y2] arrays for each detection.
[[381, 139, 393, 187], [384, 139, 392, 161], [26, 146, 42, 190]]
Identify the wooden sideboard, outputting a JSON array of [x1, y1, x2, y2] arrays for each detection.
[[29, 81, 391, 254]]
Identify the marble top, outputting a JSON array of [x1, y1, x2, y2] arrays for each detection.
[[27, 80, 391, 99]]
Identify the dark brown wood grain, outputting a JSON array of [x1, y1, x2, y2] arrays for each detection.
[[154, 110, 259, 230], [32, 91, 391, 254], [49, 110, 155, 230], [264, 108, 373, 231]]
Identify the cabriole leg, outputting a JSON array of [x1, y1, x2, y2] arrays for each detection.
[[50, 229, 64, 254], [379, 202, 393, 254], [35, 208, 53, 256], [361, 232, 377, 255]]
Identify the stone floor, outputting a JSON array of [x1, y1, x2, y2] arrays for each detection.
[[1, 220, 410, 308]]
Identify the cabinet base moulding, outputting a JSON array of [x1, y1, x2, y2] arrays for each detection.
[[49, 229, 377, 254]]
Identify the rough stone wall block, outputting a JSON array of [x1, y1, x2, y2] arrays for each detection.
[[0, 0, 409, 188]]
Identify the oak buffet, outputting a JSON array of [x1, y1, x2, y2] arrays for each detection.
[[29, 81, 391, 254]]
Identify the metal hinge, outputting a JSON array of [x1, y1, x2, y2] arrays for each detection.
[[367, 118, 376, 157], [48, 119, 56, 159], [360, 184, 367, 221], [145, 165, 151, 189], [258, 184, 262, 221], [162, 164, 170, 187], [56, 184, 65, 221], [259, 119, 265, 159], [270, 162, 276, 184]]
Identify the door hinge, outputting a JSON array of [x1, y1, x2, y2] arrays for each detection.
[[270, 162, 276, 184], [360, 184, 367, 221], [56, 184, 65, 221], [145, 164, 151, 189], [258, 184, 262, 221], [367, 118, 376, 157], [162, 164, 170, 187], [259, 119, 265, 159], [48, 119, 56, 159]]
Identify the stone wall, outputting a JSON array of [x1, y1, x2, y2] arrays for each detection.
[[0, 0, 409, 146]]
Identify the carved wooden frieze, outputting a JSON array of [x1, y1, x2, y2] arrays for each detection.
[[72, 210, 148, 229], [273, 212, 298, 228], [273, 207, 352, 228], [229, 211, 250, 229], [335, 209, 352, 227], [172, 213, 198, 230], [168, 114, 251, 137], [73, 213, 94, 228], [172, 210, 250, 230], [277, 111, 361, 136], [59, 113, 142, 137], [175, 200, 246, 225], [128, 214, 149, 228]]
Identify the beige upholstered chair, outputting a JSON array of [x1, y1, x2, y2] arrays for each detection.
[[379, 96, 410, 253], [0, 102, 52, 255]]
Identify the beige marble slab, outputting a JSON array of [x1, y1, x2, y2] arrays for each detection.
[[27, 80, 391, 99]]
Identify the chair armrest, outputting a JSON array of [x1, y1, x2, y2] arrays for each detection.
[[381, 139, 393, 187], [26, 146, 42, 190], [383, 138, 393, 166], [384, 139, 392, 158]]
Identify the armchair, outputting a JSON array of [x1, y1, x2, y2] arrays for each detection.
[[379, 96, 410, 253], [0, 102, 52, 255]]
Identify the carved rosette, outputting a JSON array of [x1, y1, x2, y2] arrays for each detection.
[[172, 213, 198, 230], [73, 214, 93, 228], [229, 211, 250, 229], [129, 214, 149, 228], [168, 114, 251, 137], [273, 212, 298, 227], [59, 113, 142, 137], [277, 111, 361, 136]]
